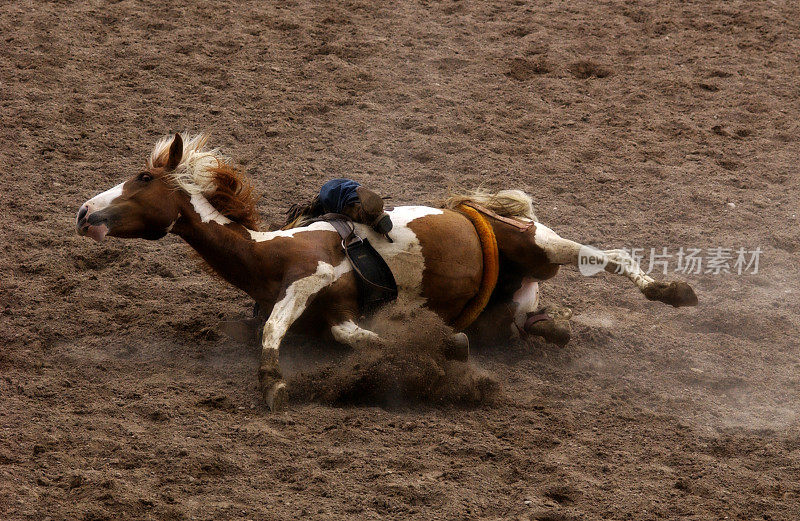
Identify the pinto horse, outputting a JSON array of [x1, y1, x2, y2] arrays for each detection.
[[76, 133, 697, 410]]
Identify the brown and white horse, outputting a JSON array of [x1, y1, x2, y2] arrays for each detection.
[[76, 133, 697, 410]]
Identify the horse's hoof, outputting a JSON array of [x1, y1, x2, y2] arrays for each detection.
[[526, 319, 571, 346], [524, 307, 572, 346], [444, 332, 470, 362], [264, 381, 288, 412], [644, 281, 698, 307]]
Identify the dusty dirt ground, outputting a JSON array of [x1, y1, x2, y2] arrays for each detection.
[[2, 0, 800, 519]]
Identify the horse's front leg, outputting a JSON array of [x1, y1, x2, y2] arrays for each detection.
[[259, 261, 341, 411]]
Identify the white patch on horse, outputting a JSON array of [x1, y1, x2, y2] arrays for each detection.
[[533, 223, 583, 264], [511, 277, 540, 333], [602, 249, 655, 290], [247, 221, 340, 242], [532, 223, 659, 295], [261, 258, 351, 354], [83, 182, 124, 213], [331, 320, 382, 350], [189, 193, 232, 225], [354, 206, 443, 306]]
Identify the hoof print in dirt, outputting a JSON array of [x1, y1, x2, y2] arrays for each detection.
[[568, 60, 611, 79], [506, 57, 551, 81]]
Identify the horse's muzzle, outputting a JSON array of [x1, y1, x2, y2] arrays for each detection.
[[76, 204, 109, 242]]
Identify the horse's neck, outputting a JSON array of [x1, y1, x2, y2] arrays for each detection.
[[172, 199, 279, 297]]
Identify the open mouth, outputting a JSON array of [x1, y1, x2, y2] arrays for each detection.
[[79, 222, 109, 242], [77, 211, 110, 242]]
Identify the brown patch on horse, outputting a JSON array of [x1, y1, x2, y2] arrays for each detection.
[[204, 163, 260, 230], [407, 211, 483, 324]]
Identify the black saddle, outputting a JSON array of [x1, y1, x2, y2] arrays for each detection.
[[323, 215, 398, 314]]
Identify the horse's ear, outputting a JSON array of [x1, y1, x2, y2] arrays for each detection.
[[167, 133, 183, 170]]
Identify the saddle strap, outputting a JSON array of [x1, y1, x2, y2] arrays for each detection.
[[452, 204, 500, 331], [318, 213, 357, 245]]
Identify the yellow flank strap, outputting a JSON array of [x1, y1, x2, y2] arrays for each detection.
[[452, 204, 500, 331]]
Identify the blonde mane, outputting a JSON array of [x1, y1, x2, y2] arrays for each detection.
[[149, 133, 260, 229]]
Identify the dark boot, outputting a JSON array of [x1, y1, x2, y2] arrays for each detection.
[[350, 186, 393, 239]]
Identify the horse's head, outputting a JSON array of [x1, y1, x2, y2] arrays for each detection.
[[76, 134, 186, 241], [78, 133, 260, 241]]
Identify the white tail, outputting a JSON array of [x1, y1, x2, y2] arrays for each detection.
[[441, 188, 537, 221]]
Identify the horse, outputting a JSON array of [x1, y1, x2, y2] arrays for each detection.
[[76, 133, 698, 411]]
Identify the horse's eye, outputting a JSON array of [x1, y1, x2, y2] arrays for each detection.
[[138, 173, 153, 183]]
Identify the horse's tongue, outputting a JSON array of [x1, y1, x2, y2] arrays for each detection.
[[85, 223, 109, 242]]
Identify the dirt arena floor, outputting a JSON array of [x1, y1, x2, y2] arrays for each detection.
[[2, 1, 800, 519]]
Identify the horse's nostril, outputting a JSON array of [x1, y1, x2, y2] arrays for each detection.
[[78, 206, 88, 222]]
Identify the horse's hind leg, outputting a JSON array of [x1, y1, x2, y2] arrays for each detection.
[[532, 224, 698, 307], [601, 249, 698, 306], [507, 278, 572, 345]]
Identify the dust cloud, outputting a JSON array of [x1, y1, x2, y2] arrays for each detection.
[[289, 301, 500, 407]]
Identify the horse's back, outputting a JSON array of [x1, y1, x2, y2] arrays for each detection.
[[357, 206, 483, 321], [279, 205, 483, 323]]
